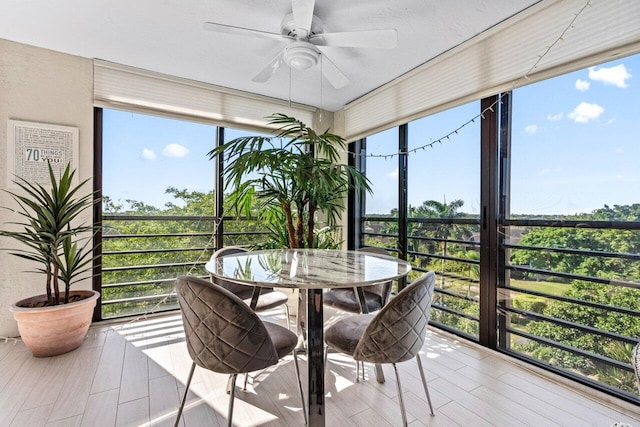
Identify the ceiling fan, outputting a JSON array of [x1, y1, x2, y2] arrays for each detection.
[[203, 0, 397, 88]]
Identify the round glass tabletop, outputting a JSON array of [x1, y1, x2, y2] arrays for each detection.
[[205, 248, 412, 289]]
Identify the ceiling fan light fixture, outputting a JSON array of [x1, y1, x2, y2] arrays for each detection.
[[284, 41, 320, 70], [205, 0, 396, 87]]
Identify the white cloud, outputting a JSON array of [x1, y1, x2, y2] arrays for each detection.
[[575, 79, 590, 91], [525, 125, 537, 135], [616, 146, 624, 154], [616, 174, 624, 180], [141, 148, 156, 160], [387, 167, 398, 179], [162, 143, 189, 158], [568, 102, 604, 123], [538, 166, 562, 176], [588, 64, 631, 88], [547, 113, 563, 122]]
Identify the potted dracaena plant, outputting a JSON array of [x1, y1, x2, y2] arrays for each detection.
[[208, 113, 371, 249], [1, 161, 100, 357]]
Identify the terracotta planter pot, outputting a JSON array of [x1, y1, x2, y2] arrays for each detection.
[[10, 290, 100, 357]]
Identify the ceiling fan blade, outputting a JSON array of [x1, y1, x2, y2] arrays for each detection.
[[310, 29, 398, 49], [252, 51, 285, 83], [203, 22, 287, 43], [319, 53, 349, 89], [292, 0, 315, 36]]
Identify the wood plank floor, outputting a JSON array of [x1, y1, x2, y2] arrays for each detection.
[[1, 311, 639, 427]]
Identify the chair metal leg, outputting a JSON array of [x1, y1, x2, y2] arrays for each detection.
[[356, 357, 360, 383], [361, 361, 366, 381], [293, 349, 308, 425], [296, 289, 307, 350], [283, 303, 291, 330], [243, 372, 249, 390], [392, 363, 408, 427], [324, 344, 329, 375], [416, 354, 435, 416], [175, 361, 196, 427], [227, 373, 238, 427], [225, 374, 234, 394]]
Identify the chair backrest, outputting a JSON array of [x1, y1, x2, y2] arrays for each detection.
[[354, 271, 436, 364], [209, 246, 252, 294], [175, 275, 279, 374], [633, 342, 640, 394], [359, 247, 393, 304]]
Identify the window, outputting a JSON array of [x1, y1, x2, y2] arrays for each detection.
[[363, 128, 400, 251], [219, 127, 273, 247], [503, 53, 640, 399], [358, 53, 640, 402], [408, 102, 481, 338], [101, 109, 217, 318]]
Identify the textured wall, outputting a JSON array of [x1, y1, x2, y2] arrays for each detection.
[[0, 39, 94, 337]]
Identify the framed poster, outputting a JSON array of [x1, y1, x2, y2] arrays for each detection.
[[7, 119, 79, 187]]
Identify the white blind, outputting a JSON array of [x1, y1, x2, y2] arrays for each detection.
[[339, 0, 640, 141], [94, 60, 316, 132]]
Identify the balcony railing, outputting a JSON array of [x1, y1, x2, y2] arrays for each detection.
[[363, 215, 640, 403], [364, 216, 481, 339], [97, 213, 639, 402], [501, 218, 640, 402], [100, 214, 268, 319]]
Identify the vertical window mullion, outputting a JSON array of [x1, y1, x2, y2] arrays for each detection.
[[215, 126, 225, 250], [479, 96, 500, 349], [348, 139, 366, 250], [92, 107, 103, 322], [398, 124, 409, 290], [497, 92, 512, 349]]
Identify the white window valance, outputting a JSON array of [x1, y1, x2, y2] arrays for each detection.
[[338, 0, 640, 141], [94, 60, 316, 133]]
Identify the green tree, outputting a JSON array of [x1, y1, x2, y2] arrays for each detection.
[[509, 204, 640, 394]]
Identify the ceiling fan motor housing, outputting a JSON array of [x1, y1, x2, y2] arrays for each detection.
[[284, 41, 320, 70], [280, 12, 324, 38]]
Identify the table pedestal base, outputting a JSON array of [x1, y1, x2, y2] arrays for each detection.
[[307, 288, 324, 426]]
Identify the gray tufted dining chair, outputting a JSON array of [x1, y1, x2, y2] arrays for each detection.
[[323, 246, 395, 314], [174, 275, 306, 427], [209, 246, 291, 326], [324, 271, 436, 426], [323, 247, 395, 378]]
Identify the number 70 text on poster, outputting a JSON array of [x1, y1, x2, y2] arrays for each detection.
[[7, 120, 79, 187]]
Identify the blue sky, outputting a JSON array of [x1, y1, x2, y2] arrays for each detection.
[[102, 115, 269, 210], [365, 53, 639, 216], [104, 53, 639, 216], [103, 112, 215, 209]]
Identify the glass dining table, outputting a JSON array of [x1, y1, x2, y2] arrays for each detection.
[[205, 248, 412, 427]]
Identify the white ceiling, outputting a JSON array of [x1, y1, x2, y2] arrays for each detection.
[[0, 0, 541, 112]]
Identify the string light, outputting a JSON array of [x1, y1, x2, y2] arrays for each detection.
[[350, 0, 591, 159]]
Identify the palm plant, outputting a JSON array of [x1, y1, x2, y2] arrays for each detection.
[[413, 199, 470, 254], [1, 162, 98, 305], [209, 113, 371, 249], [411, 198, 472, 285]]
